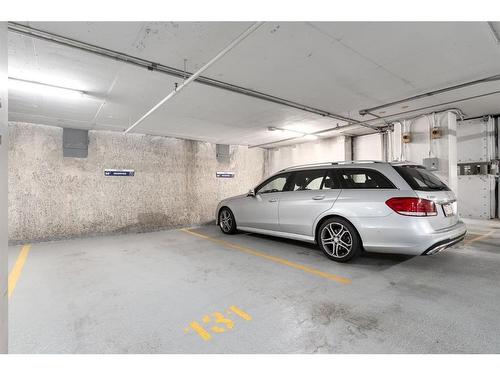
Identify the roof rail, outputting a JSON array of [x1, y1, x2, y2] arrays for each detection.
[[389, 161, 423, 167], [334, 160, 384, 165], [278, 162, 336, 172], [278, 160, 384, 172]]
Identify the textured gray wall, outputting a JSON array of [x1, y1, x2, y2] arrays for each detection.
[[0, 22, 9, 353], [9, 122, 265, 243]]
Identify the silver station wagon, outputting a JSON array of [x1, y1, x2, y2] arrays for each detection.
[[216, 161, 467, 262]]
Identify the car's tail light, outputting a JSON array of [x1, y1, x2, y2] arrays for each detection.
[[385, 197, 437, 216]]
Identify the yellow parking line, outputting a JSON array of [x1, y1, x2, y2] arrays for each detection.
[[465, 230, 495, 245], [180, 228, 351, 285], [8, 244, 32, 298]]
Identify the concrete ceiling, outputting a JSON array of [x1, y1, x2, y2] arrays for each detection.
[[7, 21, 500, 147]]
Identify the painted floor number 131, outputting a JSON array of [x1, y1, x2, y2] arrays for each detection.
[[184, 305, 252, 341]]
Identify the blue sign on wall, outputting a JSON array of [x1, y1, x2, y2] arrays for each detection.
[[104, 169, 135, 177], [216, 171, 235, 178]]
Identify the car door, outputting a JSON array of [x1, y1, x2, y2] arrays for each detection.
[[278, 169, 342, 237], [232, 172, 292, 232]]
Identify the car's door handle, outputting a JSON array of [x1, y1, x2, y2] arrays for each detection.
[[268, 198, 278, 202], [312, 195, 325, 200]]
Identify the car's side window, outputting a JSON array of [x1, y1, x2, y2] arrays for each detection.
[[255, 173, 291, 194], [288, 169, 328, 191], [323, 170, 341, 189], [338, 169, 395, 189]]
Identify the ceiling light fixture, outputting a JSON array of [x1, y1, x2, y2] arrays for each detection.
[[267, 126, 301, 135], [268, 126, 309, 135], [267, 126, 319, 141], [8, 77, 87, 99]]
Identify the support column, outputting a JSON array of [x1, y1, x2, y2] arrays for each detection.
[[0, 22, 8, 354], [447, 111, 458, 196], [392, 122, 403, 161], [343, 136, 352, 161]]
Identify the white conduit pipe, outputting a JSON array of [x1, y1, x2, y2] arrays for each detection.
[[124, 21, 264, 134]]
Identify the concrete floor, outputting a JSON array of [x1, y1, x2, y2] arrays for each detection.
[[8, 219, 500, 353]]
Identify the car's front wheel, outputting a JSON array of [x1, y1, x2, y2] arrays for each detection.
[[318, 218, 361, 262], [218, 207, 237, 234]]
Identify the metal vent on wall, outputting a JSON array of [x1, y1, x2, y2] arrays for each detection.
[[63, 128, 88, 158], [216, 144, 230, 163]]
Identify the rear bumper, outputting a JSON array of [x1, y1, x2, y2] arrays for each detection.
[[356, 216, 467, 256], [422, 231, 466, 255]]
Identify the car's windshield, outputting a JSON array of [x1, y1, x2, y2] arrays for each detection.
[[394, 165, 450, 191]]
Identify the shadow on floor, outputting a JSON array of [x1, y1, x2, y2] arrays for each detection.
[[243, 232, 413, 270]]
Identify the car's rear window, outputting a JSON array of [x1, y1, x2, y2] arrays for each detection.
[[394, 166, 450, 191], [337, 168, 395, 189]]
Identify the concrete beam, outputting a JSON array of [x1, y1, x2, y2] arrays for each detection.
[[0, 22, 8, 353]]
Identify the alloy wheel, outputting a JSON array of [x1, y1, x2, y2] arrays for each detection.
[[320, 222, 353, 258], [219, 209, 233, 233]]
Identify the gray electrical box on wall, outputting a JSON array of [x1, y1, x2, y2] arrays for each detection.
[[423, 157, 439, 171], [63, 128, 88, 158], [216, 144, 230, 163]]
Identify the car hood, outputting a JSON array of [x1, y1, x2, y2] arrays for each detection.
[[219, 193, 246, 204]]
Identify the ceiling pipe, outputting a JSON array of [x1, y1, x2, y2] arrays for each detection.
[[358, 74, 500, 116], [389, 108, 465, 128], [309, 89, 500, 136], [250, 87, 500, 148], [251, 107, 467, 149], [124, 22, 263, 133], [7, 22, 371, 129], [352, 89, 500, 125], [10, 22, 493, 141]]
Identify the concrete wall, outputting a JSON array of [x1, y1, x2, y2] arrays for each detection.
[[9, 122, 265, 243], [265, 133, 387, 177], [352, 133, 384, 161], [265, 136, 351, 175], [0, 22, 8, 354]]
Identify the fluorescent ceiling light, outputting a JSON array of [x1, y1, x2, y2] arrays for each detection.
[[267, 126, 303, 137], [8, 77, 86, 99], [268, 126, 319, 140], [268, 126, 307, 136]]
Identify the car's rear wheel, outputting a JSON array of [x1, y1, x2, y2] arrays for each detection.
[[318, 218, 361, 262], [218, 207, 237, 234]]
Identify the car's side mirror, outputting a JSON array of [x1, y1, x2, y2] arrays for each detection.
[[247, 189, 256, 197]]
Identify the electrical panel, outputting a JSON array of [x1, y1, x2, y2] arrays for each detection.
[[423, 157, 439, 171], [63, 128, 88, 158], [216, 144, 230, 163], [457, 116, 498, 218], [457, 117, 494, 163], [457, 175, 496, 219]]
